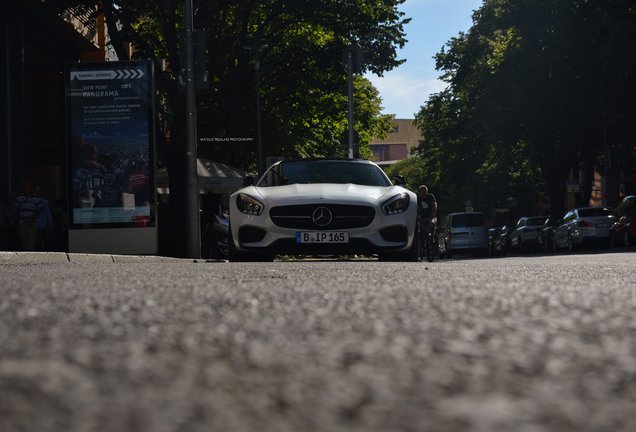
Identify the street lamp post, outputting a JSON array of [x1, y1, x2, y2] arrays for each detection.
[[346, 49, 354, 159], [345, 43, 363, 159], [255, 55, 264, 178], [184, 0, 200, 258]]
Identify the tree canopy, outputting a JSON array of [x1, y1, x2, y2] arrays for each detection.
[[414, 0, 636, 218], [42, 0, 408, 170]]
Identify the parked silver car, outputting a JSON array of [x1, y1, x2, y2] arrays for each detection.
[[552, 207, 616, 251], [509, 216, 548, 253], [437, 212, 488, 258]]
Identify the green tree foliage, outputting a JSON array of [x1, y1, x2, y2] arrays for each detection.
[[41, 0, 408, 170], [414, 0, 636, 218]]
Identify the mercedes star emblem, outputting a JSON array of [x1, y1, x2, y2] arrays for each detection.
[[312, 206, 333, 227]]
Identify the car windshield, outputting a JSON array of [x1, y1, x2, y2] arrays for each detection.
[[526, 217, 547, 226], [451, 213, 485, 227], [578, 208, 614, 218], [257, 160, 391, 187]]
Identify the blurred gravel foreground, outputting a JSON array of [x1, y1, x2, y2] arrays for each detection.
[[1, 252, 635, 432]]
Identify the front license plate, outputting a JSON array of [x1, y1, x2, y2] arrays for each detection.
[[296, 231, 349, 244]]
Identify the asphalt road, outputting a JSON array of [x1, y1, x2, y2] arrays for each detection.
[[1, 251, 635, 432]]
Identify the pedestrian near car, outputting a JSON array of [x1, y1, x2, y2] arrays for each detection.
[[0, 195, 17, 250], [35, 188, 53, 251], [417, 185, 438, 238], [51, 198, 68, 252], [1, 193, 20, 250], [16, 182, 46, 251]]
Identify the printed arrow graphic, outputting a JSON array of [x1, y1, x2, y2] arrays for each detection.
[[71, 69, 146, 80]]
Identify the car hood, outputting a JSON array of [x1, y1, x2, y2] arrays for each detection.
[[242, 183, 407, 205]]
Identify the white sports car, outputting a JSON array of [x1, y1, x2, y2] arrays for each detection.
[[228, 158, 420, 261]]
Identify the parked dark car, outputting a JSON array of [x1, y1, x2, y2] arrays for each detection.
[[492, 225, 513, 256], [488, 227, 502, 257], [610, 195, 635, 248], [537, 216, 562, 253]]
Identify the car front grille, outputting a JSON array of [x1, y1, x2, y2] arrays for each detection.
[[269, 204, 375, 230]]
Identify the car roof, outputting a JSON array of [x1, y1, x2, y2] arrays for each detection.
[[573, 206, 613, 211], [274, 158, 377, 166]]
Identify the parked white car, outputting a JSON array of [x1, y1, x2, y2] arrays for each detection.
[[552, 207, 616, 251], [229, 159, 419, 261], [509, 216, 548, 253]]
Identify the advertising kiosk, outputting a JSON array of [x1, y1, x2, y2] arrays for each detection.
[[65, 60, 157, 255]]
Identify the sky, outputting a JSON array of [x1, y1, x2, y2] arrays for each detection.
[[365, 0, 483, 119]]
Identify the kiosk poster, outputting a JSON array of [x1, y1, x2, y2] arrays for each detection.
[[65, 61, 154, 228]]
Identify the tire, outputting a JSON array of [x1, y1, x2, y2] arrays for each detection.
[[626, 232, 632, 248], [228, 227, 274, 262], [426, 235, 435, 262], [567, 235, 576, 252], [402, 224, 423, 262], [552, 235, 559, 253], [378, 224, 421, 262]]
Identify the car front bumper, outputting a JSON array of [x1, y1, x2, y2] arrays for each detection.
[[231, 212, 416, 255]]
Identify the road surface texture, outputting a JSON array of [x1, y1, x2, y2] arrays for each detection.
[[1, 252, 635, 432]]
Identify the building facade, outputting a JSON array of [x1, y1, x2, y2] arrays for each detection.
[[1, 0, 109, 205], [369, 118, 422, 167]]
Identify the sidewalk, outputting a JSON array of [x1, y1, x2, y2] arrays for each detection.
[[0, 251, 203, 264]]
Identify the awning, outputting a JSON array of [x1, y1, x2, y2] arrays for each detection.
[[156, 159, 249, 194]]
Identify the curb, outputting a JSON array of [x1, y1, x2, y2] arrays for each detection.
[[0, 252, 208, 264]]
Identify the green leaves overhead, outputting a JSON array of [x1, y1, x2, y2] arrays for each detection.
[[43, 0, 409, 169], [415, 0, 636, 216]]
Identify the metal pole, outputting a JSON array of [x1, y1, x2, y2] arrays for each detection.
[[255, 58, 264, 178], [347, 50, 354, 159], [184, 0, 200, 258]]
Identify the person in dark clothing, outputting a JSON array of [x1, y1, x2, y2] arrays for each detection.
[[0, 193, 19, 250], [16, 182, 46, 251], [417, 184, 438, 240]]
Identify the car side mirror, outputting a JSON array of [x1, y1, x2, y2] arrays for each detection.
[[242, 175, 255, 186], [393, 175, 406, 186]]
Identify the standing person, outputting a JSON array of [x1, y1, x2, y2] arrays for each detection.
[[3, 193, 20, 250], [417, 184, 438, 243], [35, 187, 53, 251], [128, 160, 149, 206], [16, 182, 46, 251], [0, 196, 10, 250], [51, 198, 68, 252]]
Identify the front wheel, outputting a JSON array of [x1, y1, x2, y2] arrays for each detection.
[[404, 222, 422, 262], [425, 234, 435, 262], [545, 238, 553, 253], [228, 226, 274, 262], [445, 243, 453, 260], [567, 235, 576, 252]]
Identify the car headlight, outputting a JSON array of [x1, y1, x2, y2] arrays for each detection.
[[382, 192, 410, 215], [236, 193, 264, 215]]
